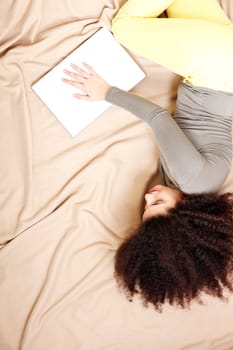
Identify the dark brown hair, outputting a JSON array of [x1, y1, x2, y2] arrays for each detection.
[[115, 192, 233, 310]]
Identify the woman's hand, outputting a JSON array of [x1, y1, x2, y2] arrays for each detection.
[[62, 62, 110, 101]]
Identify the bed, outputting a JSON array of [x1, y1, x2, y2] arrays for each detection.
[[1, 0, 233, 349]]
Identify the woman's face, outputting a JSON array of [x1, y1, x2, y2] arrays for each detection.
[[142, 185, 183, 221]]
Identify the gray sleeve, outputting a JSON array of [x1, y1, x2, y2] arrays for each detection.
[[106, 87, 209, 193]]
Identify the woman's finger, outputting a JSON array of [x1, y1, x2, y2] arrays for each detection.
[[73, 93, 90, 101], [81, 62, 96, 76], [70, 63, 90, 78], [63, 70, 86, 83], [61, 78, 87, 92]]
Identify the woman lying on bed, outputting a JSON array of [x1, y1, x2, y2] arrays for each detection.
[[62, 0, 233, 310]]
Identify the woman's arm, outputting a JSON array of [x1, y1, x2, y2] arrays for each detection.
[[62, 63, 217, 193], [105, 87, 209, 192]]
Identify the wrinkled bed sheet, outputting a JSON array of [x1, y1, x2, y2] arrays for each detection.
[[0, 0, 233, 349]]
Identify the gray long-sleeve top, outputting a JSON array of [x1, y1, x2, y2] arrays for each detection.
[[106, 82, 233, 194]]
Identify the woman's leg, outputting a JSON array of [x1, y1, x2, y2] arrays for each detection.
[[112, 0, 233, 91], [112, 0, 175, 18], [167, 0, 231, 24]]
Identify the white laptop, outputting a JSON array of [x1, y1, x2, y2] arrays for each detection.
[[32, 27, 146, 137]]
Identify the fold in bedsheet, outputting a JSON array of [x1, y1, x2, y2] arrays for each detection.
[[0, 0, 233, 349]]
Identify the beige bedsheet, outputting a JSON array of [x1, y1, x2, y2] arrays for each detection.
[[0, 0, 233, 349]]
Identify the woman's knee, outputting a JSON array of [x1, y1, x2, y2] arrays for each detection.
[[111, 17, 134, 46]]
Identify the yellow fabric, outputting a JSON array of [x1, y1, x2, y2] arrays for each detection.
[[167, 0, 231, 24], [112, 0, 233, 92], [112, 0, 175, 17]]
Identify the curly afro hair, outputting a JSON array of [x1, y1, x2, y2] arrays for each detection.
[[115, 192, 233, 310]]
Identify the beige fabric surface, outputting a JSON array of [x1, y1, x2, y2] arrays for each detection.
[[0, 0, 233, 349]]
